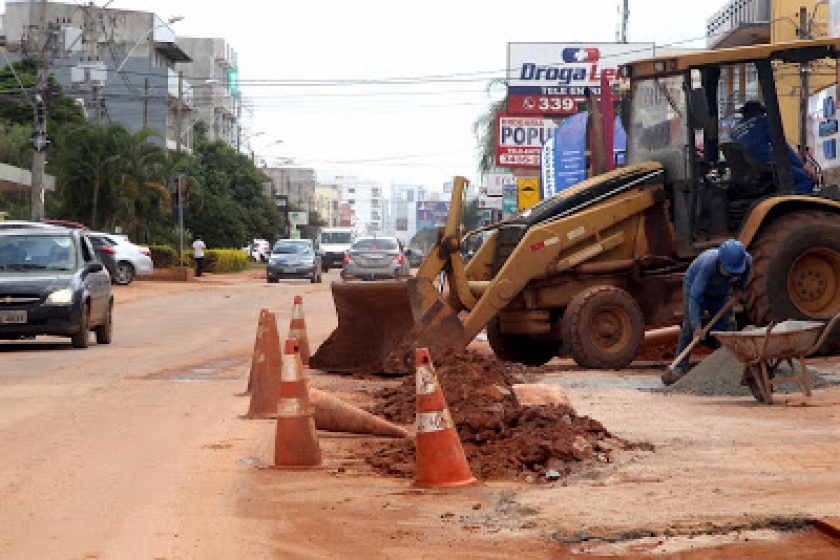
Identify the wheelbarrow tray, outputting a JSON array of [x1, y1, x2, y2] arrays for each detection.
[[711, 320, 825, 364]]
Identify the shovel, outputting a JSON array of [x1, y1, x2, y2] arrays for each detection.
[[667, 293, 740, 373]]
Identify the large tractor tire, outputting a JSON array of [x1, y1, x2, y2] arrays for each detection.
[[745, 211, 840, 350], [486, 318, 560, 366], [562, 286, 645, 369]]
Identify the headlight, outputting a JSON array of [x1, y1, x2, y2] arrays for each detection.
[[46, 288, 73, 305]]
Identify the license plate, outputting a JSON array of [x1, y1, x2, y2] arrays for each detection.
[[0, 310, 27, 324], [282, 268, 298, 274]]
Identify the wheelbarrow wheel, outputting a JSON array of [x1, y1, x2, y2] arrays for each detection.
[[743, 364, 774, 403]]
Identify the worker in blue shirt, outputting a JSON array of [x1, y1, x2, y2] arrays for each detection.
[[662, 240, 752, 385], [729, 101, 815, 194]]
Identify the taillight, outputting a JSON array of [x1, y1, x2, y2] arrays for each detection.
[[343, 254, 351, 264], [395, 254, 404, 265], [141, 249, 150, 256], [101, 246, 115, 255]]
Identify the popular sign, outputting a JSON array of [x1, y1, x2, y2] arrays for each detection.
[[507, 42, 654, 115], [496, 114, 558, 168]]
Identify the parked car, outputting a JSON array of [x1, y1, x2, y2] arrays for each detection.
[[86, 232, 153, 285], [267, 239, 322, 283], [341, 236, 410, 281], [86, 234, 119, 280], [0, 227, 113, 348], [241, 238, 270, 262]]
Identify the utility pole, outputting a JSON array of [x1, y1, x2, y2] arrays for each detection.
[[176, 71, 184, 266], [29, 0, 50, 222], [798, 6, 810, 160], [620, 0, 629, 43], [85, 2, 101, 124], [142, 77, 149, 128]]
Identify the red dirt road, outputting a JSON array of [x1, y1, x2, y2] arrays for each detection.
[[1, 271, 839, 558]]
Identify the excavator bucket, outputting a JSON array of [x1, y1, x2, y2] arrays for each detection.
[[310, 278, 466, 375]]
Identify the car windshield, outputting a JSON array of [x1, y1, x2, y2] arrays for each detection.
[[0, 234, 76, 272], [321, 232, 352, 244], [273, 242, 311, 255], [352, 238, 398, 251]]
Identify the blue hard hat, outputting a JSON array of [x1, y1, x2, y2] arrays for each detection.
[[719, 239, 747, 274]]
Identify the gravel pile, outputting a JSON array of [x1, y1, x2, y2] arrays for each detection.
[[661, 347, 834, 397]]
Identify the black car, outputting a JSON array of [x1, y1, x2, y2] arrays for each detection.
[[266, 239, 323, 283], [0, 228, 113, 348]]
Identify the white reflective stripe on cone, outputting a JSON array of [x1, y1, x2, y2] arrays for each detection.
[[281, 356, 302, 381], [277, 398, 310, 417], [416, 409, 454, 433], [416, 365, 437, 396]]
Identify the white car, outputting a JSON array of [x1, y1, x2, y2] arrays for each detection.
[[87, 232, 154, 284], [241, 238, 270, 262]]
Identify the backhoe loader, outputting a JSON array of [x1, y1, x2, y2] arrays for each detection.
[[312, 38, 840, 374]]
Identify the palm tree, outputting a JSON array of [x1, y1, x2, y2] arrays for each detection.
[[111, 127, 168, 240], [472, 81, 507, 174]]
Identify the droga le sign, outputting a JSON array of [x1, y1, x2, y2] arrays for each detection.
[[496, 113, 558, 168], [507, 42, 654, 115]]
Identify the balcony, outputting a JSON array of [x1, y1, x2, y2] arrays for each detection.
[[706, 0, 771, 49]]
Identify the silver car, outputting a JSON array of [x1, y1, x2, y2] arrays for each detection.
[[341, 236, 410, 281], [86, 233, 154, 285]]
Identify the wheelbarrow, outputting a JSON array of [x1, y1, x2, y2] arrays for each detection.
[[712, 313, 840, 404]]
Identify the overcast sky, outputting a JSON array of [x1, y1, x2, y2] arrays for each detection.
[[8, 0, 714, 191]]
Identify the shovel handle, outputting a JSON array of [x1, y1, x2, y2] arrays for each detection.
[[668, 294, 740, 371]]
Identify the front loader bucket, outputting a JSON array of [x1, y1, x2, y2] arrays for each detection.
[[310, 278, 466, 375]]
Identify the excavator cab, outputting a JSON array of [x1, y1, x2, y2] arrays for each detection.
[[621, 39, 840, 253]]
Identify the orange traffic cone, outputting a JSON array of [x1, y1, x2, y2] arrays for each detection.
[[288, 295, 311, 367], [413, 348, 476, 488], [310, 388, 408, 439], [246, 311, 283, 419], [245, 308, 270, 394], [275, 338, 322, 467]]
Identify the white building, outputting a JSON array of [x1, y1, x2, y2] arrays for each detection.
[[389, 184, 429, 245], [333, 176, 386, 235]]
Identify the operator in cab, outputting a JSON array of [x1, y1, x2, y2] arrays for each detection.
[[730, 100, 816, 194], [662, 240, 752, 386]]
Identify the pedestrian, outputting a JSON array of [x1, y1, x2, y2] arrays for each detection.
[[192, 235, 207, 277], [730, 100, 816, 194], [662, 239, 752, 385]]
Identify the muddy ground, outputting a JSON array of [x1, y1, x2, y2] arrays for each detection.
[[1, 270, 839, 558]]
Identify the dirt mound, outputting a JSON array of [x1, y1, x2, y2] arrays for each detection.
[[365, 351, 652, 481]]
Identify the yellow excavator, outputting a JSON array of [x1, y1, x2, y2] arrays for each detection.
[[312, 38, 840, 374]]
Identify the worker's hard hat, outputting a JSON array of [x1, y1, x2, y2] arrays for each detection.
[[719, 240, 748, 274]]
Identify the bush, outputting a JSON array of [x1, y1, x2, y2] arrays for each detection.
[[204, 249, 248, 273], [149, 245, 178, 268]]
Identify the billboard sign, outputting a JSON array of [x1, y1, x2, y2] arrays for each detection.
[[482, 172, 517, 197], [289, 211, 308, 226], [507, 42, 654, 115], [502, 184, 518, 218], [416, 201, 450, 231], [496, 114, 558, 168]]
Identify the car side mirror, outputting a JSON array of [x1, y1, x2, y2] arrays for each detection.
[[85, 262, 104, 274]]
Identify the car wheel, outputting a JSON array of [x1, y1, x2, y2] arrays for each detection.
[[115, 261, 135, 285], [95, 301, 113, 344], [71, 302, 90, 349]]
